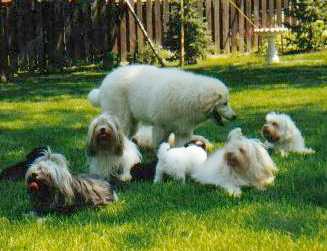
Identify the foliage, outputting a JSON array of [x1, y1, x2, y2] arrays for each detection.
[[163, 0, 213, 64], [103, 51, 120, 69], [129, 43, 174, 65], [285, 0, 327, 51]]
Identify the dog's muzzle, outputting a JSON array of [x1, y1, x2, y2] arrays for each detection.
[[210, 110, 236, 126], [96, 129, 112, 144], [262, 126, 279, 143]]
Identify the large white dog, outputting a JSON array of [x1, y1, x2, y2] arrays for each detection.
[[88, 65, 236, 146]]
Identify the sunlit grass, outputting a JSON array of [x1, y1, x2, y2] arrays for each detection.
[[0, 51, 327, 250]]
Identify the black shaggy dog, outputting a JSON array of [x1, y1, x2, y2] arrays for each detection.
[[0, 146, 47, 181]]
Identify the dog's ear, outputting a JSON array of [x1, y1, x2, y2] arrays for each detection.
[[86, 119, 97, 156], [253, 141, 277, 175], [200, 92, 223, 114], [114, 129, 124, 155]]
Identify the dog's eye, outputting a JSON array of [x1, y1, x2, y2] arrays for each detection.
[[239, 148, 245, 154], [272, 122, 278, 127], [223, 102, 228, 106]]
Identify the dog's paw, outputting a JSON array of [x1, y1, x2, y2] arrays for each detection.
[[280, 150, 288, 157], [119, 173, 132, 182], [226, 187, 242, 198]]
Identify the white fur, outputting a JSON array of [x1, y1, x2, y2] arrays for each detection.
[[191, 128, 277, 197], [88, 65, 236, 147], [154, 134, 207, 183], [132, 124, 154, 149], [87, 113, 141, 181], [263, 112, 315, 157]]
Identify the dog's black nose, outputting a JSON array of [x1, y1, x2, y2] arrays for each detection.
[[100, 128, 106, 133], [31, 173, 38, 179]]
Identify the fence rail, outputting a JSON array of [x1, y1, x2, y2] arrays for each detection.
[[0, 0, 290, 74]]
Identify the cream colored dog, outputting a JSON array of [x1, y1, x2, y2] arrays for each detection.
[[88, 65, 236, 147], [191, 128, 277, 197], [262, 112, 315, 157]]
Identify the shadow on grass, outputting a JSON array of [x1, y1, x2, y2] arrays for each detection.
[[0, 71, 107, 103], [190, 64, 327, 91], [1, 61, 326, 103]]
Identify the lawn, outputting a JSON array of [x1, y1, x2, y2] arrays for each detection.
[[0, 51, 327, 250]]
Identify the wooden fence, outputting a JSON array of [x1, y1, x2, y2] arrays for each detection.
[[0, 0, 290, 74]]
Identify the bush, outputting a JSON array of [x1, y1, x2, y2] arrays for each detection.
[[285, 0, 327, 51], [129, 43, 174, 65], [163, 0, 213, 64]]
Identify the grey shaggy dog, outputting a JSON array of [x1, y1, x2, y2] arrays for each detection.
[[25, 148, 117, 214]]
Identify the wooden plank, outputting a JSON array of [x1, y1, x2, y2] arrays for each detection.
[[146, 0, 152, 39], [162, 0, 169, 35], [253, 0, 259, 48], [222, 0, 230, 53], [238, 0, 244, 52], [276, 0, 281, 25], [206, 0, 212, 33], [154, 0, 161, 44], [246, 0, 251, 52], [128, 0, 136, 54], [261, 0, 266, 27], [136, 0, 144, 50], [230, 2, 237, 53], [120, 3, 127, 61], [269, 0, 274, 26], [213, 0, 220, 53]]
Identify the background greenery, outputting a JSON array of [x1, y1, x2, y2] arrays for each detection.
[[0, 51, 326, 250]]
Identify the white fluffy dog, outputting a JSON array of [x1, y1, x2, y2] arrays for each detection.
[[87, 113, 141, 181], [88, 65, 236, 147], [154, 134, 207, 183], [262, 112, 315, 157], [191, 128, 277, 197]]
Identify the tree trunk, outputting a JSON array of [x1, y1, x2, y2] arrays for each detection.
[[0, 7, 10, 82]]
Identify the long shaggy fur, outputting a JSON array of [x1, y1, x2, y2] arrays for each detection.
[[88, 64, 236, 147], [25, 148, 116, 214], [154, 134, 208, 183], [191, 128, 278, 197], [262, 112, 315, 157], [87, 113, 141, 181]]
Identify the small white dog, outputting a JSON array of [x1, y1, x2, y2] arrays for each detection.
[[154, 134, 208, 183], [191, 128, 277, 197], [132, 124, 213, 151], [262, 112, 315, 157], [87, 113, 141, 181]]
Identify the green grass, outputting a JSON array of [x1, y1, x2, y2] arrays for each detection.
[[1, 51, 327, 250]]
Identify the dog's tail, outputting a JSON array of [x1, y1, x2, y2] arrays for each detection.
[[157, 133, 175, 158], [88, 88, 100, 107]]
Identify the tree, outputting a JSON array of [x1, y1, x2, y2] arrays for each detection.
[[285, 0, 327, 51], [163, 0, 212, 64]]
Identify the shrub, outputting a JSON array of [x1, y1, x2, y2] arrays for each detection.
[[129, 43, 174, 65], [163, 0, 213, 64], [285, 0, 327, 51]]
